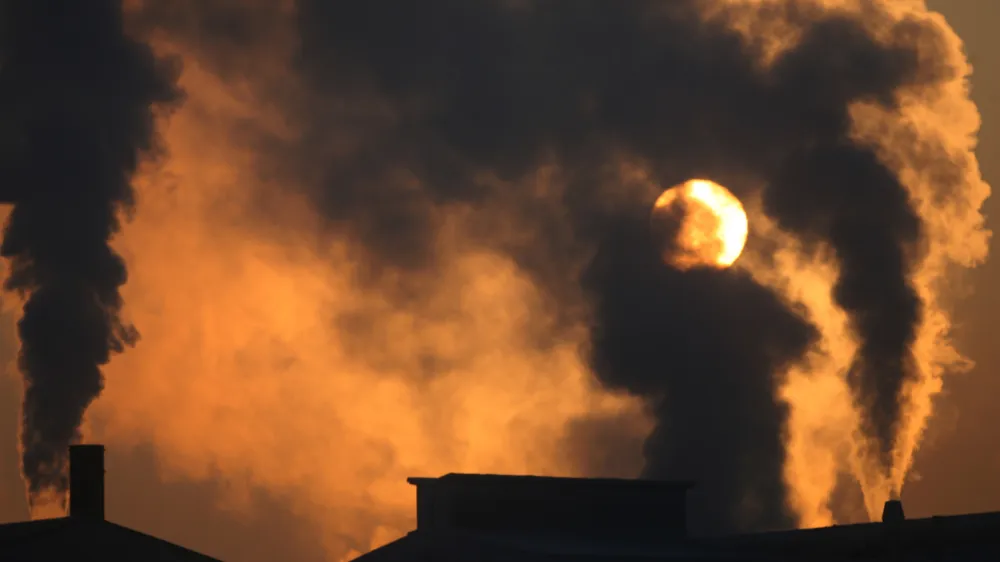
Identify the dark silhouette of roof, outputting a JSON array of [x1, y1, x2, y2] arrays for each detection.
[[356, 473, 768, 561], [354, 474, 1000, 562], [354, 529, 784, 561], [406, 473, 696, 490], [0, 516, 220, 561], [407, 473, 692, 542], [0, 445, 219, 562], [714, 508, 1000, 560]]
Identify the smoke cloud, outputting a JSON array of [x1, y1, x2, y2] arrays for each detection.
[[281, 0, 984, 531], [759, 11, 938, 475], [584, 214, 816, 532], [26, 0, 983, 557], [0, 0, 181, 511]]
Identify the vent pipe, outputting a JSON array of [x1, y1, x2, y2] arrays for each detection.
[[68, 444, 105, 520], [881, 499, 905, 524]]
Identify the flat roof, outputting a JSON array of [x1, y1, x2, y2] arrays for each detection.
[[407, 473, 696, 489]]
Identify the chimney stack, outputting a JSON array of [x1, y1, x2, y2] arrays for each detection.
[[68, 444, 105, 520], [881, 499, 905, 524]]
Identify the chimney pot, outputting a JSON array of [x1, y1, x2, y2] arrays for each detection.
[[881, 499, 905, 524], [69, 444, 105, 520]]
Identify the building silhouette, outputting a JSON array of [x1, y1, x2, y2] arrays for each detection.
[[353, 473, 1000, 561], [5, 448, 1000, 560], [0, 445, 218, 562]]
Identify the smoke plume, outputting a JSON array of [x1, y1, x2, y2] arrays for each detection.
[[584, 214, 817, 532], [282, 0, 982, 530], [0, 0, 181, 511], [54, 0, 988, 556], [759, 10, 937, 476]]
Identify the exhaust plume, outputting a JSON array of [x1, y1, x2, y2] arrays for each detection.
[[758, 8, 932, 477], [584, 213, 816, 533], [0, 0, 181, 512]]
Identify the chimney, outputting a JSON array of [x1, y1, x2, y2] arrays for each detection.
[[68, 444, 105, 520], [881, 499, 905, 524]]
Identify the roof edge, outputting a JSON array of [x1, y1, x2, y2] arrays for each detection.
[[407, 473, 696, 488]]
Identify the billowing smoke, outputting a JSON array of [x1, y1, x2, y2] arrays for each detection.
[[584, 215, 817, 532], [0, 0, 181, 511], [92, 0, 986, 551], [283, 0, 970, 532], [760, 13, 938, 476]]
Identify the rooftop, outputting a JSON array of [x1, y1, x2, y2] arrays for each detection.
[[408, 473, 692, 542], [355, 474, 1000, 562], [0, 516, 220, 562], [714, 508, 1000, 560], [0, 445, 219, 562]]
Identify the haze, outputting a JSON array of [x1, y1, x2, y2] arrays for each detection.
[[0, 2, 996, 561]]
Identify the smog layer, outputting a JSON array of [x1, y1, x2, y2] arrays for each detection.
[[0, 0, 988, 558]]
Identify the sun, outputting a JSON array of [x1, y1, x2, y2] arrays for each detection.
[[649, 179, 749, 271]]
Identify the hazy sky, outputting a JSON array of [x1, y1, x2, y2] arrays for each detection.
[[0, 2, 996, 561]]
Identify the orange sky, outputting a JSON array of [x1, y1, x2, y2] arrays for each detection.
[[0, 2, 997, 561]]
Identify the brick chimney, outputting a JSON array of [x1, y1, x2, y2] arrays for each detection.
[[68, 444, 105, 520]]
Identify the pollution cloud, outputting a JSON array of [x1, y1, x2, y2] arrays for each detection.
[[0, 0, 181, 511], [287, 0, 982, 532], [32, 0, 988, 552]]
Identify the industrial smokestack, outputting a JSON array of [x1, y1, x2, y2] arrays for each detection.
[[68, 445, 104, 520], [881, 499, 905, 524]]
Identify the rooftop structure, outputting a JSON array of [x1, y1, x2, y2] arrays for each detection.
[[354, 474, 1000, 561], [0, 444, 219, 562]]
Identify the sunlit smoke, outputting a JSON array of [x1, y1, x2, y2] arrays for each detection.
[[86, 39, 649, 558], [738, 202, 860, 528], [847, 12, 990, 508], [725, 0, 990, 523]]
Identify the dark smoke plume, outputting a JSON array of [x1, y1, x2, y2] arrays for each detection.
[[761, 19, 929, 473], [0, 0, 181, 507], [139, 0, 960, 533], [583, 214, 817, 532]]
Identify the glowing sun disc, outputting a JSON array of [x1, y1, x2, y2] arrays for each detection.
[[650, 179, 749, 270]]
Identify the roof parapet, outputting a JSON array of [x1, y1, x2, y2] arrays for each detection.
[[407, 473, 693, 541]]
